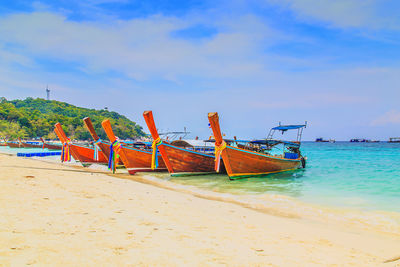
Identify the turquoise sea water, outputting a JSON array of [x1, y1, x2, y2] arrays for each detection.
[[1, 142, 399, 213], [165, 142, 400, 213]]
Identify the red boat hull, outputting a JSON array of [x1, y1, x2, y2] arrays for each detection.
[[7, 142, 21, 148], [221, 145, 302, 179], [69, 144, 108, 165], [118, 145, 166, 174], [21, 142, 42, 148], [160, 143, 217, 175], [43, 143, 62, 150]]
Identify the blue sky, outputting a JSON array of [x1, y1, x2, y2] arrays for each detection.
[[0, 0, 400, 140]]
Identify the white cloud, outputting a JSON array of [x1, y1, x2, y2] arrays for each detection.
[[268, 0, 400, 30], [0, 12, 277, 83], [371, 110, 400, 126]]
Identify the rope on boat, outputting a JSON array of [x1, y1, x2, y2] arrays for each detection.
[[151, 137, 163, 170], [108, 139, 121, 173], [93, 139, 101, 161], [61, 138, 71, 162], [214, 140, 226, 172]]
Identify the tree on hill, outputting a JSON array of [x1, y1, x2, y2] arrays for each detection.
[[0, 97, 145, 140]]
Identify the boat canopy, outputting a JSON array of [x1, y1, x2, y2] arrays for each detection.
[[271, 124, 306, 131], [267, 121, 307, 142]]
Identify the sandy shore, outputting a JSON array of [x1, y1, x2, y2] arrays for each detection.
[[0, 153, 399, 266]]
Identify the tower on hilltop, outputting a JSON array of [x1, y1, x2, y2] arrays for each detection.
[[46, 85, 50, 100]]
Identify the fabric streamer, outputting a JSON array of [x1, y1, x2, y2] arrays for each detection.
[[61, 138, 71, 162], [214, 140, 226, 172], [151, 137, 163, 170], [108, 140, 121, 173], [93, 139, 101, 161]]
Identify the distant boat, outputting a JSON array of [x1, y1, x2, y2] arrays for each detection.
[[316, 138, 335, 143], [6, 141, 22, 148], [388, 137, 400, 143], [350, 138, 367, 142], [40, 137, 62, 150], [18, 138, 42, 148]]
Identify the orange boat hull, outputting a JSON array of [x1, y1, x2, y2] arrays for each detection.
[[160, 143, 218, 175], [69, 144, 108, 165], [43, 143, 62, 150], [21, 142, 42, 148], [221, 145, 302, 179], [118, 145, 166, 174], [7, 142, 21, 148]]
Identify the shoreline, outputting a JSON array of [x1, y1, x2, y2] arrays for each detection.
[[16, 152, 400, 237], [1, 153, 400, 266]]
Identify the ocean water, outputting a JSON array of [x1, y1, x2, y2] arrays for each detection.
[[160, 142, 400, 213]]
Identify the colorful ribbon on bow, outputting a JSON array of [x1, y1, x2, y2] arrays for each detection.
[[61, 138, 71, 162], [108, 140, 121, 173], [93, 139, 101, 161], [151, 137, 163, 170], [214, 140, 226, 172]]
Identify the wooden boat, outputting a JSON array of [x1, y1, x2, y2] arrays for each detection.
[[40, 137, 62, 150], [101, 119, 166, 174], [388, 137, 400, 143], [143, 110, 218, 176], [54, 123, 108, 166], [7, 140, 22, 148], [0, 138, 6, 146], [83, 117, 124, 165], [208, 112, 306, 180], [18, 138, 42, 148]]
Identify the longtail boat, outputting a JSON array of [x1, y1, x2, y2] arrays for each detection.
[[101, 119, 166, 174], [83, 117, 124, 166], [0, 138, 6, 146], [18, 138, 42, 148], [7, 140, 22, 148], [54, 123, 107, 166], [143, 110, 218, 176], [40, 137, 62, 150], [208, 112, 306, 180]]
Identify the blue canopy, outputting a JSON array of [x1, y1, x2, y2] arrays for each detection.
[[272, 125, 306, 131]]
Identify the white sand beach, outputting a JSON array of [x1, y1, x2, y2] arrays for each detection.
[[0, 153, 399, 266]]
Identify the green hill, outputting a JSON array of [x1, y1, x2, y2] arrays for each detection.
[[0, 97, 145, 140]]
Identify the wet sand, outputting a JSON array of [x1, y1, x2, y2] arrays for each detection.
[[0, 153, 399, 266]]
